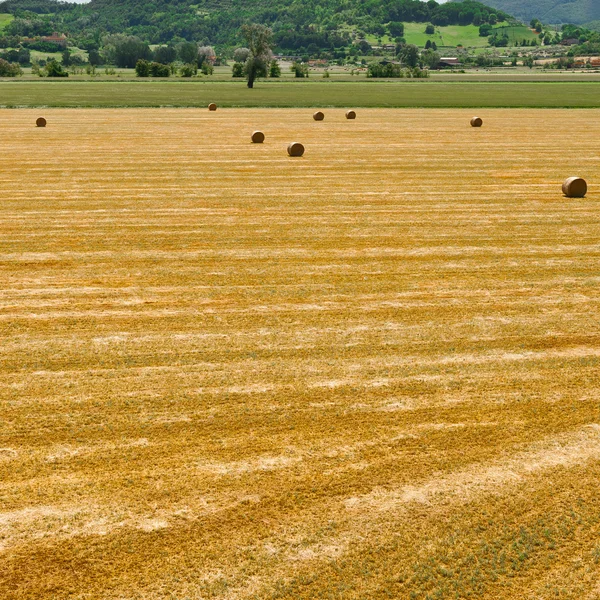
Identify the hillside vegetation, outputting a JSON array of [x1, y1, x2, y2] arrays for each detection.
[[0, 0, 512, 48], [479, 0, 600, 25]]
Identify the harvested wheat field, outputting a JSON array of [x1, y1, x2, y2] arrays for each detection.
[[1, 108, 600, 600]]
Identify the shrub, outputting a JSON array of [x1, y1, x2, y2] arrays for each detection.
[[149, 62, 170, 77], [200, 62, 213, 75], [135, 59, 150, 77], [367, 62, 404, 77], [180, 63, 197, 77], [269, 60, 281, 77], [232, 62, 244, 77], [388, 22, 404, 37], [290, 61, 308, 77], [45, 59, 68, 77], [425, 24, 435, 34], [0, 58, 22, 77]]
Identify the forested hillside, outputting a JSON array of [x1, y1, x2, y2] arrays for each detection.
[[0, 0, 512, 48], [477, 0, 600, 25]]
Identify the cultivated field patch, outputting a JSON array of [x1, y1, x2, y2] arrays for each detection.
[[1, 108, 600, 599]]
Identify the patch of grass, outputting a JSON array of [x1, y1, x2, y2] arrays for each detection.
[[0, 81, 599, 108], [0, 13, 13, 31], [400, 22, 538, 48], [403, 22, 489, 48]]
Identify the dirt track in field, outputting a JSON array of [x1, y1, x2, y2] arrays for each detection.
[[1, 108, 600, 599]]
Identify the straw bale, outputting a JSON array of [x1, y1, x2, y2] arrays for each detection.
[[562, 177, 587, 198], [287, 142, 305, 157]]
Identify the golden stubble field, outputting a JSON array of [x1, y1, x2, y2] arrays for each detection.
[[1, 108, 600, 599]]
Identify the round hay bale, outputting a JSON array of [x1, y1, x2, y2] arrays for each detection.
[[470, 116, 483, 128], [313, 111, 324, 121], [345, 110, 356, 120], [208, 103, 217, 111], [36, 117, 47, 128], [562, 177, 587, 198], [251, 131, 265, 144], [287, 142, 305, 157]]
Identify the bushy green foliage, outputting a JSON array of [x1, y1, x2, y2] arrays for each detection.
[[0, 55, 21, 75], [231, 61, 244, 77], [0, 46, 29, 64], [179, 63, 196, 77], [148, 61, 170, 77], [103, 34, 151, 68], [135, 58, 149, 77], [241, 23, 272, 88], [388, 22, 405, 37], [154, 45, 176, 64], [45, 58, 67, 76], [21, 40, 61, 52], [488, 32, 509, 46], [290, 61, 308, 77], [367, 61, 404, 77], [269, 59, 280, 77], [367, 61, 429, 78], [177, 41, 197, 64], [399, 43, 419, 67]]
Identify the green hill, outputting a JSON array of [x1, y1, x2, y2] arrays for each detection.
[[584, 20, 600, 32], [475, 0, 600, 25], [0, 0, 513, 48]]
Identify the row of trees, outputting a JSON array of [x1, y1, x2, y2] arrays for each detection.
[[100, 35, 216, 69]]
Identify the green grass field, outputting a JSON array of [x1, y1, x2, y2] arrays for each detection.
[[0, 81, 599, 108], [400, 22, 537, 48], [0, 13, 13, 31], [494, 25, 539, 44], [403, 23, 487, 48]]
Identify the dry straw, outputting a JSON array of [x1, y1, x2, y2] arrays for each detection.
[[208, 103, 217, 111], [562, 177, 587, 198], [251, 131, 265, 144], [287, 142, 305, 157], [346, 110, 357, 120], [313, 111, 325, 121], [470, 117, 483, 128], [36, 117, 47, 128]]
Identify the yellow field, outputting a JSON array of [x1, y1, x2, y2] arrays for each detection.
[[1, 108, 600, 600]]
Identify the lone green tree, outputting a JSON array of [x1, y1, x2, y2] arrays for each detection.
[[241, 23, 273, 89]]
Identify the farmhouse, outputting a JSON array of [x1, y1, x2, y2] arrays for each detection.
[[22, 32, 68, 47], [438, 57, 461, 68]]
